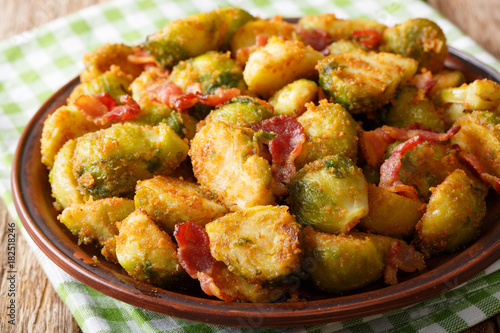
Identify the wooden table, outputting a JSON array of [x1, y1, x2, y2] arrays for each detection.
[[1, 0, 499, 332]]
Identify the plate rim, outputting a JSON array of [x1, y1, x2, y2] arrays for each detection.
[[11, 46, 500, 327]]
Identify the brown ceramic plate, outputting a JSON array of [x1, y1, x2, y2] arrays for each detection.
[[11, 46, 500, 327]]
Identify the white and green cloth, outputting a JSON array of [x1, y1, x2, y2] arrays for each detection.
[[2, 0, 500, 332]]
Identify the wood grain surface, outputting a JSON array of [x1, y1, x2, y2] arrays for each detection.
[[0, 0, 499, 332]]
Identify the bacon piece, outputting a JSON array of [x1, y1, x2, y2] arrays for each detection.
[[74, 94, 111, 118], [384, 241, 425, 285], [256, 34, 269, 47], [174, 222, 240, 301], [377, 126, 461, 198], [379, 136, 423, 199], [454, 145, 500, 193], [252, 115, 306, 192], [174, 221, 217, 279], [101, 95, 141, 123], [128, 46, 157, 67], [196, 88, 241, 107], [75, 93, 141, 124], [360, 125, 461, 169], [198, 262, 238, 302], [351, 29, 383, 48], [380, 124, 461, 142], [94, 92, 117, 110], [411, 72, 437, 94], [359, 128, 394, 169], [148, 81, 241, 112], [295, 26, 333, 51]]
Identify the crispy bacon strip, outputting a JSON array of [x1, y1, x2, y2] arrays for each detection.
[[149, 81, 240, 112], [454, 145, 500, 193], [411, 72, 437, 94], [360, 125, 461, 168], [74, 94, 110, 118], [174, 221, 217, 279], [380, 124, 461, 142], [378, 125, 461, 198], [295, 26, 332, 51], [379, 136, 423, 199], [174, 222, 237, 301], [252, 115, 306, 191], [101, 95, 141, 123], [94, 92, 117, 110], [196, 88, 241, 107], [359, 128, 394, 169], [384, 241, 426, 285], [351, 29, 383, 48], [74, 92, 140, 124]]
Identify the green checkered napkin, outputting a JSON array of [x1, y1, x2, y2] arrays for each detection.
[[2, 0, 500, 332]]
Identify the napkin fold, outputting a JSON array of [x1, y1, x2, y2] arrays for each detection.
[[2, 0, 500, 332]]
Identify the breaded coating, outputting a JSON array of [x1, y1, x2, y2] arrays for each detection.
[[205, 205, 302, 284], [451, 111, 500, 178], [189, 120, 275, 210], [72, 123, 189, 199], [80, 43, 144, 83], [49, 139, 86, 210], [135, 175, 228, 234], [59, 197, 135, 262], [298, 13, 386, 40], [317, 49, 418, 113], [41, 105, 103, 169], [289, 155, 368, 234], [145, 8, 255, 68], [416, 169, 487, 256], [116, 209, 184, 285], [295, 100, 359, 169], [243, 37, 324, 98]]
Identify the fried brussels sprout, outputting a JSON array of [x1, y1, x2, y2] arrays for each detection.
[[49, 140, 86, 211], [288, 155, 368, 233], [323, 39, 363, 55], [435, 79, 500, 113], [269, 79, 318, 117], [68, 66, 132, 104], [295, 101, 359, 168], [303, 227, 424, 292], [41, 105, 103, 169], [170, 51, 246, 94], [203, 96, 274, 127], [135, 176, 228, 234], [80, 43, 144, 83], [358, 184, 424, 239], [59, 197, 135, 262], [416, 169, 487, 256], [450, 111, 500, 177], [384, 86, 445, 132], [73, 123, 189, 199], [317, 49, 418, 113], [398, 142, 463, 202], [230, 18, 298, 63], [116, 209, 184, 285], [298, 13, 386, 40], [443, 103, 468, 127], [145, 8, 255, 68], [189, 120, 275, 210], [428, 70, 466, 95], [206, 205, 302, 284], [381, 18, 447, 73], [243, 37, 324, 98]]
